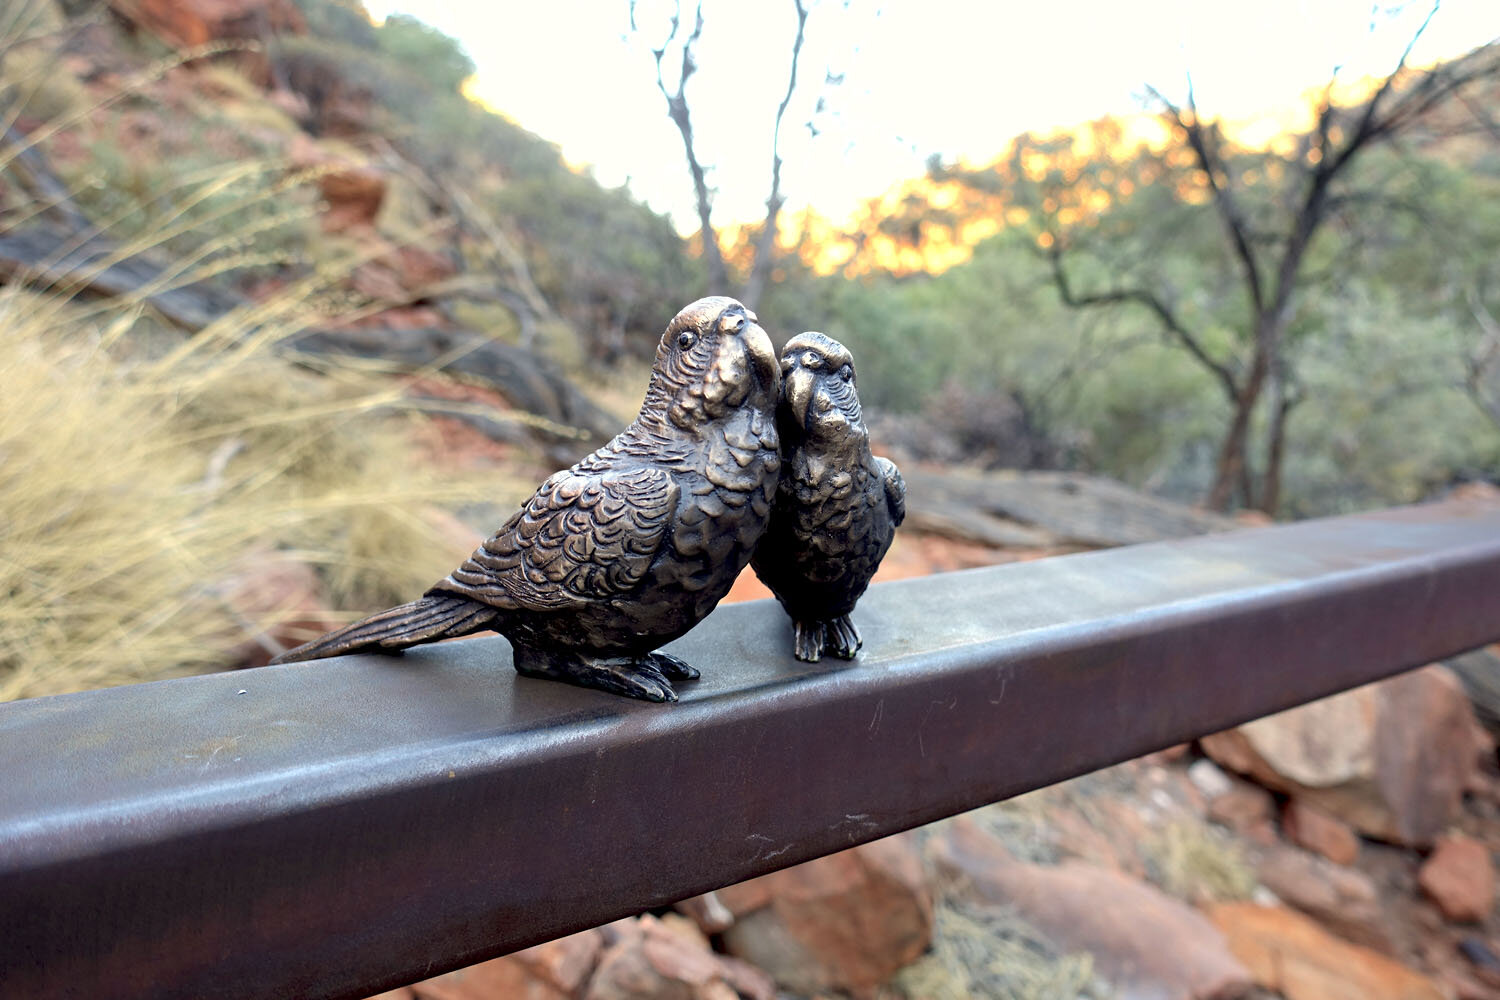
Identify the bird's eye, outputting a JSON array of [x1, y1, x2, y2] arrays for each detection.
[[802, 351, 820, 369], [677, 331, 698, 351], [838, 365, 853, 382]]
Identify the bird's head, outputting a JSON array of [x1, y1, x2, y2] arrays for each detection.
[[779, 332, 865, 444], [640, 296, 779, 432]]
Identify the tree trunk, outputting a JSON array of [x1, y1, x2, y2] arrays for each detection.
[[1207, 395, 1254, 511], [1259, 373, 1295, 517]]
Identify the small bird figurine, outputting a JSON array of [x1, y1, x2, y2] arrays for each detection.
[[751, 333, 905, 662], [272, 297, 782, 702]]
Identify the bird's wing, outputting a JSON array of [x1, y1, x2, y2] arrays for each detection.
[[434, 465, 680, 611], [875, 456, 906, 526]]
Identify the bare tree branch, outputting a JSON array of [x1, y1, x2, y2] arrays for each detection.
[[635, 0, 729, 291], [1149, 84, 1267, 316], [741, 0, 808, 309], [1046, 241, 1240, 400]]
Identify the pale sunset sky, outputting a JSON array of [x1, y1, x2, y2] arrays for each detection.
[[361, 1, 1498, 231]]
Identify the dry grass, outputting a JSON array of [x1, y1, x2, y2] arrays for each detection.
[[0, 286, 500, 701], [1143, 818, 1257, 904], [891, 902, 1107, 1000], [0, 4, 528, 700]]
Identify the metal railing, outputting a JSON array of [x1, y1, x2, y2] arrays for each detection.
[[3, 498, 1500, 1000]]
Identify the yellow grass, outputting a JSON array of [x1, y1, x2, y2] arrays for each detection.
[[0, 287, 501, 701]]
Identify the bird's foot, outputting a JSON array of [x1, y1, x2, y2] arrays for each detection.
[[792, 620, 825, 663], [645, 651, 700, 680], [512, 644, 694, 702], [823, 615, 863, 660]]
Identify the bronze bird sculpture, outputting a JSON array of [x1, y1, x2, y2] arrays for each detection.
[[272, 297, 781, 702], [751, 333, 905, 662]]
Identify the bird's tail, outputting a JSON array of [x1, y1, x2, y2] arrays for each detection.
[[269, 594, 498, 664]]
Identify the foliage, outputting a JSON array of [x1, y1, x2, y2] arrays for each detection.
[[493, 169, 701, 362], [0, 287, 486, 701], [373, 14, 474, 94]]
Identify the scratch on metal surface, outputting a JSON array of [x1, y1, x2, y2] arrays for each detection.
[[989, 666, 1012, 706]]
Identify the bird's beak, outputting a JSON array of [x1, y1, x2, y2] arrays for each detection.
[[742, 315, 778, 394], [783, 365, 816, 429]]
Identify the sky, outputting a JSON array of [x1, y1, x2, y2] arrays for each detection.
[[361, 1, 1499, 233]]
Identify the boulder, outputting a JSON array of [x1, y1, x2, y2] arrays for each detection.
[[930, 817, 1252, 1000], [407, 928, 603, 1000], [215, 551, 340, 667], [1207, 902, 1444, 1000], [1419, 834, 1496, 924], [1255, 845, 1393, 953], [1205, 778, 1278, 847], [715, 834, 932, 996], [1282, 799, 1360, 865], [674, 892, 735, 935], [584, 915, 773, 1000], [1202, 665, 1482, 846], [319, 166, 387, 233], [107, 0, 305, 49]]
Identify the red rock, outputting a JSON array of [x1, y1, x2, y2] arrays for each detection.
[[930, 817, 1251, 1000], [675, 891, 735, 935], [1202, 665, 1481, 846], [391, 245, 459, 290], [1047, 800, 1144, 876], [319, 166, 387, 233], [1420, 834, 1496, 924], [1207, 902, 1445, 1000], [408, 928, 602, 1000], [1255, 844, 1393, 952], [1206, 779, 1278, 846], [1144, 742, 1192, 765], [215, 551, 341, 667], [716, 834, 932, 995], [584, 915, 772, 1000], [1283, 799, 1361, 865], [107, 0, 304, 48]]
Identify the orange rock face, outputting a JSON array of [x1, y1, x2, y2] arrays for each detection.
[[1283, 798, 1361, 865], [1419, 833, 1497, 924], [1207, 902, 1445, 1000], [1202, 665, 1483, 846], [715, 834, 933, 996], [318, 166, 387, 233], [403, 929, 603, 1000], [107, 0, 305, 49]]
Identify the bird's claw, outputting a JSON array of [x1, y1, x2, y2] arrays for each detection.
[[793, 620, 824, 663], [645, 651, 700, 680], [791, 617, 861, 662], [513, 646, 682, 702], [825, 615, 863, 659]]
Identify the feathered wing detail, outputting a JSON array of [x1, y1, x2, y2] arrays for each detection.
[[875, 456, 906, 526], [431, 465, 680, 610], [270, 594, 497, 663]]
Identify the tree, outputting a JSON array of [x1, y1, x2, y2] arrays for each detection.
[[631, 0, 814, 310], [950, 11, 1499, 513]]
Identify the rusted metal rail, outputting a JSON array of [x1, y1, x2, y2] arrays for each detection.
[[3, 499, 1500, 999]]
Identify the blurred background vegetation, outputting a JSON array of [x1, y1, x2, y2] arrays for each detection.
[[1, 0, 1497, 699]]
